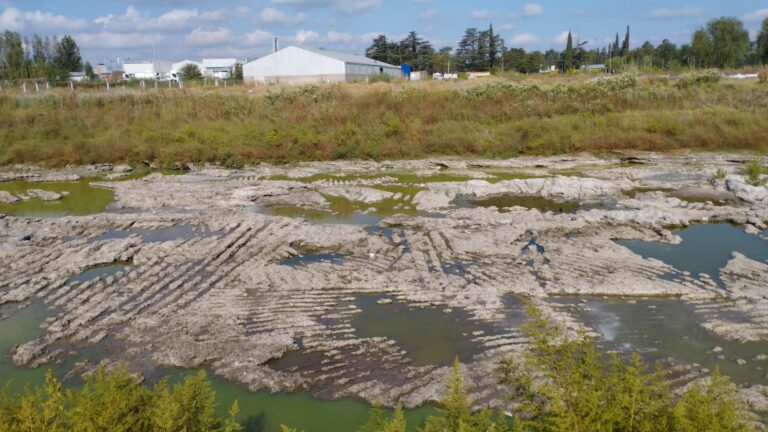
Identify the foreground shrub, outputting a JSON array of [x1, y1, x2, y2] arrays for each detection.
[[742, 159, 766, 186], [0, 368, 241, 432], [676, 69, 721, 88]]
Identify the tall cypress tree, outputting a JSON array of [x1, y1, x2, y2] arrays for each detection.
[[488, 23, 497, 70], [621, 26, 630, 56], [564, 31, 574, 71], [612, 33, 621, 57]]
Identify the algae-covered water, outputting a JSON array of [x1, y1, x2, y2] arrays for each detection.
[[0, 301, 435, 432], [0, 180, 114, 217], [351, 296, 498, 366]]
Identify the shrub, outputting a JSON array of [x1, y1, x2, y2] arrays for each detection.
[[714, 168, 727, 180], [676, 69, 721, 88], [759, 68, 768, 84], [742, 159, 766, 186]]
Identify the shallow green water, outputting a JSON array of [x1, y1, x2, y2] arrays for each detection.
[[553, 297, 768, 387], [0, 180, 114, 217], [351, 296, 497, 366], [457, 194, 584, 214], [617, 224, 768, 282], [0, 301, 435, 432]]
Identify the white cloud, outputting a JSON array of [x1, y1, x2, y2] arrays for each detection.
[[420, 8, 437, 19], [94, 6, 228, 33], [73, 31, 165, 49], [511, 33, 539, 44], [0, 7, 87, 32], [335, 0, 380, 14], [648, 7, 705, 19], [258, 7, 307, 25], [522, 3, 543, 17], [553, 31, 575, 44], [271, 0, 379, 15], [184, 26, 234, 45], [243, 29, 275, 45], [292, 29, 320, 44], [325, 30, 352, 42], [498, 23, 515, 31], [470, 10, 494, 20], [743, 8, 768, 23]]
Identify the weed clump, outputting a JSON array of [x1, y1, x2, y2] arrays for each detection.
[[742, 159, 766, 186], [676, 69, 721, 88]]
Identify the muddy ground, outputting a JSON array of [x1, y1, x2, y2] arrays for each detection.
[[1, 152, 767, 413]]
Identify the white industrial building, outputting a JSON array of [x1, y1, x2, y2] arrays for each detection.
[[122, 62, 159, 80], [202, 58, 237, 79], [243, 46, 401, 84]]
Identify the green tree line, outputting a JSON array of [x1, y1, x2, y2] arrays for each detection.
[[366, 16, 768, 74], [0, 368, 241, 431], [0, 31, 83, 82]]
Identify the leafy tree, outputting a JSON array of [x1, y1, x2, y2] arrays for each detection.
[[656, 39, 679, 69], [690, 30, 713, 68], [0, 31, 26, 80], [52, 35, 82, 73], [702, 17, 750, 68], [180, 63, 203, 81], [672, 368, 748, 432], [757, 18, 768, 64], [84, 62, 95, 80], [612, 33, 621, 57], [366, 35, 390, 63], [233, 63, 243, 80], [456, 28, 479, 71]]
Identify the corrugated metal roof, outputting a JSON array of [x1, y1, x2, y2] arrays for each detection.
[[294, 46, 398, 68], [203, 58, 237, 68]]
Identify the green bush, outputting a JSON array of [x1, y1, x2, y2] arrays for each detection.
[[742, 159, 766, 186], [0, 368, 241, 432], [676, 69, 721, 88]]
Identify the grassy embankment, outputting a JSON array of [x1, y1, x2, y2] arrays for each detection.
[[0, 73, 767, 167]]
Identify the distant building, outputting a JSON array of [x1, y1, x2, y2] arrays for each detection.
[[582, 64, 608, 73], [69, 71, 87, 82], [123, 62, 159, 80], [202, 58, 237, 79], [243, 46, 401, 85]]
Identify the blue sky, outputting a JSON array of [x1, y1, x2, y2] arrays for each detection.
[[1, 0, 767, 64]]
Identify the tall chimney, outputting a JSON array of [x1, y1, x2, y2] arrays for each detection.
[[273, 37, 279, 53]]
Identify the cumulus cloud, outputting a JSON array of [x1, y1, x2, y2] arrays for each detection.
[[270, 0, 379, 15], [292, 29, 320, 44], [743, 8, 768, 23], [498, 23, 515, 31], [420, 9, 437, 19], [258, 7, 307, 25], [94, 6, 228, 33], [553, 31, 576, 44], [522, 3, 544, 17], [648, 7, 705, 19], [511, 33, 539, 44], [470, 10, 495, 20], [0, 7, 87, 32], [184, 26, 234, 45], [73, 31, 165, 49]]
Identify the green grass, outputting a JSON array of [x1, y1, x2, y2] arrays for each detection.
[[1, 78, 767, 167]]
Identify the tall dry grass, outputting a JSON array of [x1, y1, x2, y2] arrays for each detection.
[[0, 76, 766, 167]]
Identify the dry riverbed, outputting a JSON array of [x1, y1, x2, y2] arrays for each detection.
[[0, 152, 767, 416]]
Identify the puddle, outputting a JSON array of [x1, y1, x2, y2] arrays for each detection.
[[617, 224, 768, 283], [552, 297, 768, 387], [350, 296, 497, 366], [622, 187, 674, 199], [280, 253, 344, 267], [163, 370, 436, 432], [455, 194, 592, 214], [0, 180, 114, 217], [66, 263, 132, 284], [89, 224, 224, 244], [641, 172, 708, 183]]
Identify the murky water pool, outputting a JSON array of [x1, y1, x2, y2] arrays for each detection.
[[455, 194, 594, 214], [0, 180, 114, 217], [616, 224, 768, 283], [552, 297, 768, 387], [350, 295, 498, 366]]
